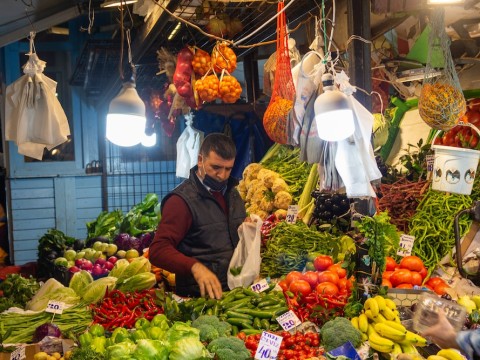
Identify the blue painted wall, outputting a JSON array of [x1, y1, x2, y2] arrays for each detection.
[[1, 23, 182, 265]]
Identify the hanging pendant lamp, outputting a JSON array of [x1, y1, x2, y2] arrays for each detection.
[[314, 73, 355, 141]]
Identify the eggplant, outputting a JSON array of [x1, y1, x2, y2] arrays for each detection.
[[73, 239, 85, 251]]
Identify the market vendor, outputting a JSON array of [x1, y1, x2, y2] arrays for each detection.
[[149, 133, 246, 299]]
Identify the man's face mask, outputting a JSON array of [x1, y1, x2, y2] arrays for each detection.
[[202, 163, 228, 191]]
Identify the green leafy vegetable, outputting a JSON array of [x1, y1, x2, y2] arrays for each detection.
[[86, 209, 123, 240], [0, 273, 39, 310], [119, 193, 161, 236]]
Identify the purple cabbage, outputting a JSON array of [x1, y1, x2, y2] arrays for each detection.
[[140, 232, 153, 249], [114, 233, 143, 252], [114, 233, 131, 251], [33, 323, 62, 342]]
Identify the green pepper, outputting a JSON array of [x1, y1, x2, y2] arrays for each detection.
[[132, 329, 148, 341], [90, 336, 107, 354], [151, 314, 169, 330], [111, 327, 131, 344], [78, 332, 92, 348], [135, 318, 151, 330], [88, 324, 105, 337]]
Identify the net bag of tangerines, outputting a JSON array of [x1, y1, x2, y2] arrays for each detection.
[[263, 0, 296, 144], [418, 8, 466, 131]]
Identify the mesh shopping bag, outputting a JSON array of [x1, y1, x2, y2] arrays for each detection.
[[263, 0, 296, 144], [418, 8, 466, 131]]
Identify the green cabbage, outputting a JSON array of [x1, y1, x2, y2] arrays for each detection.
[[132, 339, 169, 360], [108, 259, 130, 278], [69, 270, 93, 295], [164, 322, 200, 344], [106, 341, 136, 359], [26, 285, 80, 311], [169, 338, 207, 360], [82, 277, 117, 304]]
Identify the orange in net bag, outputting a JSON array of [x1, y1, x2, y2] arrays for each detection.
[[263, 0, 295, 144], [418, 8, 466, 131]]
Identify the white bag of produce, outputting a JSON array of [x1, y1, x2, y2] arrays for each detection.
[[176, 114, 203, 179], [227, 214, 262, 289]]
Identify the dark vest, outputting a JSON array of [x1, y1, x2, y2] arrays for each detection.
[[161, 167, 246, 297]]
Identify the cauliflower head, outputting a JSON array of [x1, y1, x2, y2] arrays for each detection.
[[273, 191, 293, 210], [271, 177, 289, 194]]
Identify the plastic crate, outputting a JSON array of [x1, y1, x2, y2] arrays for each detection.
[[387, 288, 435, 308]]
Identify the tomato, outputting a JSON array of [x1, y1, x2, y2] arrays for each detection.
[[434, 282, 450, 296], [301, 271, 319, 288], [313, 255, 333, 271], [315, 281, 339, 296], [385, 256, 397, 271], [390, 269, 412, 287], [426, 276, 446, 288], [277, 279, 289, 291], [396, 283, 413, 289], [289, 280, 312, 297], [285, 271, 303, 286], [317, 270, 340, 285], [465, 109, 480, 127], [399, 255, 424, 272], [419, 266, 428, 279], [382, 271, 394, 280], [337, 277, 347, 291], [381, 278, 392, 288], [410, 271, 423, 286], [327, 264, 347, 278]]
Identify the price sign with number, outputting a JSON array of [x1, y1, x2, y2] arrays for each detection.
[[10, 346, 25, 360], [426, 154, 435, 172], [254, 331, 282, 359], [397, 234, 415, 257], [276, 310, 302, 331], [46, 300, 65, 314], [286, 205, 299, 224], [251, 278, 270, 293]]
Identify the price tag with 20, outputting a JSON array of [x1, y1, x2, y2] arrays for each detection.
[[45, 300, 65, 315], [276, 310, 302, 331]]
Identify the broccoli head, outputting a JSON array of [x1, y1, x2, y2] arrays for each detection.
[[207, 337, 250, 360], [191, 315, 232, 342], [320, 317, 362, 351]]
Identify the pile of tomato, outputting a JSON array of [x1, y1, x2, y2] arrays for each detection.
[[381, 255, 451, 295], [240, 331, 324, 360], [433, 103, 480, 149], [276, 255, 352, 325], [277, 255, 353, 298]]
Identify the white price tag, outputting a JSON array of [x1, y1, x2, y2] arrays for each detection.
[[172, 294, 186, 303], [426, 154, 435, 172], [286, 205, 299, 224], [251, 278, 269, 293], [254, 331, 283, 359], [10, 346, 25, 360], [397, 234, 415, 257], [46, 300, 65, 314], [276, 310, 302, 331]]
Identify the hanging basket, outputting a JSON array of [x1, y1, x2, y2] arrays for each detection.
[[431, 122, 480, 195]]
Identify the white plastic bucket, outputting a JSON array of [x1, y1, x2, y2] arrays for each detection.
[[431, 122, 480, 195]]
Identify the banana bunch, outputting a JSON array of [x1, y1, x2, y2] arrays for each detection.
[[351, 296, 428, 356], [428, 349, 466, 360]]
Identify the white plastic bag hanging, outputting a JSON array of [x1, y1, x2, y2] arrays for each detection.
[[334, 71, 382, 197], [175, 114, 203, 178], [227, 214, 262, 290], [4, 33, 70, 160]]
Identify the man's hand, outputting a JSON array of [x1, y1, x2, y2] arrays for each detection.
[[422, 309, 460, 350], [191, 262, 223, 299]]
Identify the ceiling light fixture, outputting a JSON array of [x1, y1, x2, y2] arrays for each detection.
[[106, 4, 146, 147], [427, 0, 464, 4], [314, 73, 355, 141], [101, 0, 138, 8]]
